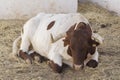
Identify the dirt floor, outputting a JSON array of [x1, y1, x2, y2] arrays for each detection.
[[0, 2, 120, 80]]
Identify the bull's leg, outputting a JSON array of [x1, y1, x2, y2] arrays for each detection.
[[48, 52, 63, 73], [86, 48, 99, 68], [48, 60, 62, 73], [19, 35, 32, 64]]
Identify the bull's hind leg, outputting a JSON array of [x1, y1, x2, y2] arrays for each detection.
[[19, 35, 32, 64]]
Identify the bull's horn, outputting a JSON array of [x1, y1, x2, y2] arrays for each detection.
[[50, 33, 66, 43]]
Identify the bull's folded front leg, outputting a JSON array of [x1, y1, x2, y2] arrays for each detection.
[[48, 60, 63, 73], [48, 50, 63, 73]]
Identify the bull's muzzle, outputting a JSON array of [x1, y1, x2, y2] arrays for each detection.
[[73, 64, 83, 70]]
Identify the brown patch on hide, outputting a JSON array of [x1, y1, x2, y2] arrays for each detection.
[[48, 60, 62, 73], [47, 21, 55, 30], [69, 22, 92, 65]]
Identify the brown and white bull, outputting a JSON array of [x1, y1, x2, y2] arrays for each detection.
[[12, 13, 103, 73]]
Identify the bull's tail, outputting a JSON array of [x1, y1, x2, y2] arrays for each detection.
[[11, 36, 21, 58]]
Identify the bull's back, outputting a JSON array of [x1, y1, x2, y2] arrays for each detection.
[[22, 13, 46, 39]]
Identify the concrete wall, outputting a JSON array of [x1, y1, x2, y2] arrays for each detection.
[[79, 0, 120, 15], [0, 0, 77, 19]]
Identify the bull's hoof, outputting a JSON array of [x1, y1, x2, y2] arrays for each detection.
[[19, 50, 32, 64], [48, 61, 62, 73], [34, 56, 41, 62], [86, 59, 98, 68], [25, 58, 32, 64]]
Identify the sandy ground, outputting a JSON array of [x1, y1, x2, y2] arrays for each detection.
[[0, 2, 120, 80]]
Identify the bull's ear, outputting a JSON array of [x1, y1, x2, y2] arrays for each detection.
[[91, 33, 104, 46]]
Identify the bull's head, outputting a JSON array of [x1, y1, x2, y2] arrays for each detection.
[[63, 22, 103, 70]]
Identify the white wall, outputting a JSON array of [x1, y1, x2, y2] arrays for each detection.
[[0, 0, 77, 19], [79, 0, 120, 15]]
